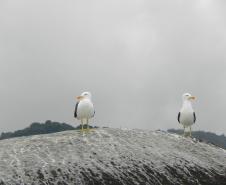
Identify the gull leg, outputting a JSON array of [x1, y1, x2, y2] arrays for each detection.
[[87, 118, 89, 132], [183, 126, 186, 137], [81, 119, 84, 135], [190, 126, 192, 137]]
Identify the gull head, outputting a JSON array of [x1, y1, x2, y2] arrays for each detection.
[[182, 93, 196, 101], [77, 91, 92, 101]]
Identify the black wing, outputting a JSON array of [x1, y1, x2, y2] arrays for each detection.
[[193, 112, 196, 123], [74, 102, 79, 118], [177, 112, 181, 123]]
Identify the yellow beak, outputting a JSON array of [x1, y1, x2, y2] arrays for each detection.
[[76, 96, 85, 100], [188, 96, 196, 100]]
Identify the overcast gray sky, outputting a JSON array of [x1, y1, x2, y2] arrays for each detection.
[[0, 0, 226, 134]]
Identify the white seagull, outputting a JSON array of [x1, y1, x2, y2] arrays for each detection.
[[74, 92, 95, 134], [177, 93, 196, 136]]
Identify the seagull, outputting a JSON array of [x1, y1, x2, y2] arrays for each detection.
[[177, 93, 196, 137], [74, 92, 95, 134]]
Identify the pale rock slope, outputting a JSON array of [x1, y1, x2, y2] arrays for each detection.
[[0, 128, 226, 185]]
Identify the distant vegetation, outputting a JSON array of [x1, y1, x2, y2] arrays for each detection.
[[1, 122, 225, 150], [168, 129, 226, 149], [0, 120, 97, 140]]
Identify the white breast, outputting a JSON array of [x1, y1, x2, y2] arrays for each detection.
[[180, 101, 194, 127], [77, 99, 95, 120], [180, 111, 194, 127]]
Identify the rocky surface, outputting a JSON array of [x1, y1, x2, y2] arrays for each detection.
[[0, 128, 226, 185]]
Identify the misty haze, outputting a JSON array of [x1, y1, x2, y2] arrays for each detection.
[[0, 0, 226, 185], [0, 0, 226, 134]]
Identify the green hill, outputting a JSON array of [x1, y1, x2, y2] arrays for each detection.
[[1, 122, 225, 150], [168, 129, 226, 149], [0, 120, 97, 140]]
